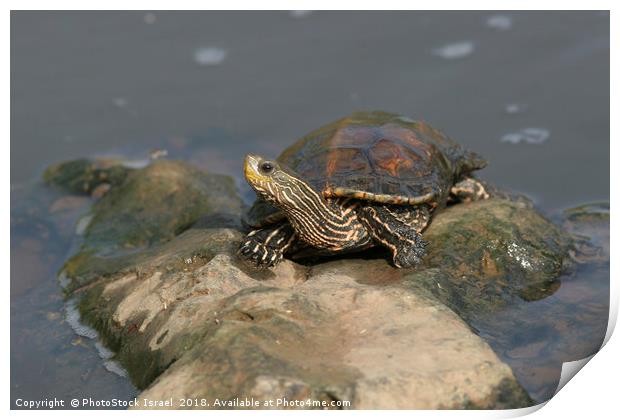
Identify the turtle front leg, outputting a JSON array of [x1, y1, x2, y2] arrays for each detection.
[[357, 204, 430, 268], [238, 223, 296, 268], [450, 177, 490, 203]]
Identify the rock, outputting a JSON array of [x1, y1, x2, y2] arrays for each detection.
[[60, 160, 243, 292], [43, 158, 132, 195], [49, 195, 91, 213], [561, 202, 609, 263], [76, 247, 531, 408], [137, 260, 530, 409], [401, 198, 572, 323], [51, 158, 598, 409], [84, 160, 241, 249]]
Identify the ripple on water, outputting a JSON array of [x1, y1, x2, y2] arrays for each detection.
[[66, 299, 129, 378], [432, 41, 475, 60], [112, 97, 128, 108], [65, 298, 98, 339], [193, 47, 228, 66], [94, 342, 115, 360], [289, 10, 313, 19], [486, 14, 513, 31], [75, 214, 93, 235], [144, 12, 157, 24], [58, 270, 70, 289], [95, 342, 128, 378], [501, 128, 550, 145], [104, 360, 128, 378], [505, 103, 527, 115]]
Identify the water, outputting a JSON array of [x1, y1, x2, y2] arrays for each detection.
[[193, 47, 228, 66], [10, 11, 609, 407], [486, 14, 513, 31], [475, 264, 609, 402], [432, 41, 476, 60], [501, 127, 551, 145]]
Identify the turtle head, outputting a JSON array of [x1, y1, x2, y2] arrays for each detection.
[[244, 154, 350, 248], [244, 154, 316, 210]]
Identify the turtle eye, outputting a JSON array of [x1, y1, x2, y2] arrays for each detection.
[[259, 161, 275, 174]]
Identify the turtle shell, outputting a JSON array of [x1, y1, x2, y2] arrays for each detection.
[[245, 111, 486, 227]]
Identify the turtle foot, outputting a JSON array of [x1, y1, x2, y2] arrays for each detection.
[[237, 225, 295, 268], [238, 234, 284, 268], [450, 177, 490, 203], [392, 238, 428, 268]]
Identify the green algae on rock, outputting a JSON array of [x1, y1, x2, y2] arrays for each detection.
[[401, 198, 572, 323], [84, 160, 241, 249], [57, 159, 243, 293]]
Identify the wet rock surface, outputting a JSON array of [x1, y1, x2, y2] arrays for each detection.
[[403, 197, 572, 324], [49, 158, 606, 409]]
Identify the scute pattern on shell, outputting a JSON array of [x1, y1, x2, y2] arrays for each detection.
[[245, 111, 486, 227], [278, 111, 483, 203]]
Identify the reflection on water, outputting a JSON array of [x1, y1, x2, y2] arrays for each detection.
[[11, 10, 609, 407], [193, 47, 228, 67], [475, 264, 609, 402], [288, 10, 313, 19], [501, 127, 551, 145], [432, 41, 475, 60], [11, 185, 138, 408], [143, 12, 157, 25], [486, 15, 513, 31], [504, 103, 527, 115]]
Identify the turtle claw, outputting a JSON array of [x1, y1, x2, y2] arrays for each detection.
[[238, 237, 283, 269]]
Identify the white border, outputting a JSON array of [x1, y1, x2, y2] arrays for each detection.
[[1, 1, 617, 10], [4, 2, 615, 420]]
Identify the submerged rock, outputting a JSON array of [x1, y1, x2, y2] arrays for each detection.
[[43, 158, 133, 195], [561, 202, 609, 263], [47, 157, 603, 409]]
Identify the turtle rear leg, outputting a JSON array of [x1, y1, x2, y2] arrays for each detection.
[[238, 223, 296, 268], [357, 204, 430, 268], [450, 177, 490, 203]]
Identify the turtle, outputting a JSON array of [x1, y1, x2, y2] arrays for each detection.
[[238, 111, 489, 268]]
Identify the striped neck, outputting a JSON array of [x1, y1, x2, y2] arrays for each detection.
[[274, 177, 361, 249]]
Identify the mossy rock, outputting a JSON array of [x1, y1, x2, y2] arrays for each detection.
[[57, 159, 243, 292], [84, 160, 241, 250], [401, 198, 572, 323], [43, 158, 132, 194]]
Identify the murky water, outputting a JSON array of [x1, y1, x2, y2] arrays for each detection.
[[11, 11, 609, 407]]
